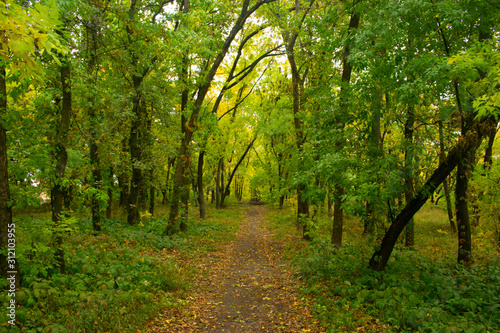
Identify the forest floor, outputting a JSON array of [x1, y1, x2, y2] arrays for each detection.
[[145, 205, 321, 332]]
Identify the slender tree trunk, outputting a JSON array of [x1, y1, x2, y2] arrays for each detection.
[[163, 157, 174, 205], [149, 179, 155, 216], [89, 127, 102, 231], [52, 61, 73, 274], [439, 120, 456, 232], [456, 113, 475, 264], [118, 138, 130, 208], [363, 89, 382, 235], [86, 20, 102, 233], [197, 151, 207, 220], [220, 137, 256, 207], [483, 124, 497, 166], [106, 175, 112, 220], [331, 185, 344, 247], [283, 0, 315, 240], [404, 105, 415, 247], [127, 105, 142, 225], [216, 158, 223, 209], [0, 65, 22, 288], [331, 4, 360, 247]]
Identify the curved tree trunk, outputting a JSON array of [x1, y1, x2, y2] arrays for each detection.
[[369, 117, 494, 271]]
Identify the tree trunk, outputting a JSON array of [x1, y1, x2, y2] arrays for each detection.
[[220, 137, 256, 207], [106, 183, 112, 219], [118, 138, 130, 208], [127, 111, 142, 225], [149, 182, 155, 216], [404, 105, 415, 247], [369, 117, 494, 271], [331, 185, 344, 247], [163, 157, 174, 205], [197, 151, 207, 220], [284, 0, 316, 240], [52, 61, 73, 274], [439, 120, 456, 232], [86, 19, 102, 233], [89, 128, 102, 232], [331, 4, 360, 246], [216, 158, 223, 209], [455, 113, 475, 264], [0, 65, 22, 288]]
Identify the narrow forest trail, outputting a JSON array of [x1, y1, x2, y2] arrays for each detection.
[[146, 205, 320, 332]]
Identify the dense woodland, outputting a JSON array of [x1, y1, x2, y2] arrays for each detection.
[[1, 0, 500, 332]]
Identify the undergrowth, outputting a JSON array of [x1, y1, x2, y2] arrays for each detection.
[[0, 204, 241, 333], [268, 203, 500, 333]]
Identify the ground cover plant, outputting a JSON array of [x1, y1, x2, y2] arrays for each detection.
[[268, 204, 500, 333], [0, 205, 242, 333]]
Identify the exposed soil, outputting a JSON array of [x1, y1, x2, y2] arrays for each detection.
[[146, 205, 320, 332]]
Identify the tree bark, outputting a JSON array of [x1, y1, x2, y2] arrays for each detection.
[[86, 17, 102, 233], [118, 138, 130, 208], [197, 151, 207, 220], [331, 4, 360, 246], [0, 65, 22, 288], [439, 120, 456, 232], [369, 117, 494, 271], [455, 113, 474, 264], [331, 185, 344, 247], [404, 105, 415, 247], [127, 101, 143, 225], [52, 61, 73, 274], [215, 158, 223, 209]]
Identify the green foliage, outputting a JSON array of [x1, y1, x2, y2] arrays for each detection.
[[292, 240, 500, 333], [0, 207, 241, 332]]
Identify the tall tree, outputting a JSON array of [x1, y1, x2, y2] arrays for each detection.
[[166, 0, 277, 234], [331, 1, 360, 247]]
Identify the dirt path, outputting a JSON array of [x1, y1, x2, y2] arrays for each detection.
[[146, 205, 320, 332]]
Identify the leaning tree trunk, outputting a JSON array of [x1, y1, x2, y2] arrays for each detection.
[[0, 65, 22, 288], [220, 137, 256, 207], [369, 117, 495, 271]]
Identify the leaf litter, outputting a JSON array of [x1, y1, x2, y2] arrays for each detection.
[[145, 205, 321, 332]]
